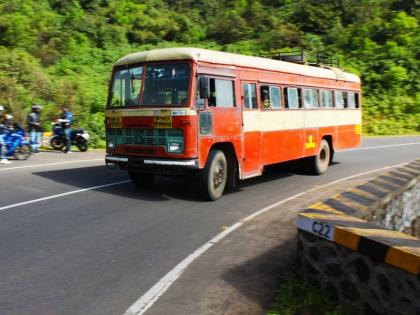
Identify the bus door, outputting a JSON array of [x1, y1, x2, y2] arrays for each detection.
[[197, 76, 242, 162], [241, 82, 262, 177], [303, 88, 320, 157]]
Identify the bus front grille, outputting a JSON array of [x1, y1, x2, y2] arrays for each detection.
[[106, 128, 184, 148]]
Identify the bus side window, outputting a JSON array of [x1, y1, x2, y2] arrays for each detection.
[[261, 86, 270, 109], [335, 91, 347, 109], [303, 89, 318, 108], [343, 91, 348, 108], [355, 93, 360, 108], [321, 90, 333, 108], [243, 83, 257, 109], [285, 87, 301, 109], [270, 86, 281, 109], [260, 85, 281, 110], [348, 92, 356, 109]]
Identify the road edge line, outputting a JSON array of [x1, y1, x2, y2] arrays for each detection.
[[339, 142, 420, 152]]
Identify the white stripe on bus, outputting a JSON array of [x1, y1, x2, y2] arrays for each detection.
[[242, 109, 361, 132]]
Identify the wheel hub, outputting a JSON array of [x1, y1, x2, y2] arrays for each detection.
[[213, 161, 225, 188]]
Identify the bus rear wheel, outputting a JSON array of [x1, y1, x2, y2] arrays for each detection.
[[129, 171, 155, 188], [307, 139, 330, 175], [200, 150, 227, 201]]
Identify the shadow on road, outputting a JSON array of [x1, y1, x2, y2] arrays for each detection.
[[31, 160, 337, 202], [235, 160, 340, 192], [32, 165, 176, 202], [221, 237, 298, 313]]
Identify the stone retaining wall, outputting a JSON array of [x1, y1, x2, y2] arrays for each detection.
[[379, 180, 419, 237], [296, 159, 420, 315]]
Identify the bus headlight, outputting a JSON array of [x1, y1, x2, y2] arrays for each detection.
[[107, 141, 115, 149], [168, 142, 182, 153]]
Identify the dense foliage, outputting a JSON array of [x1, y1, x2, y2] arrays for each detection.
[[0, 0, 418, 146]]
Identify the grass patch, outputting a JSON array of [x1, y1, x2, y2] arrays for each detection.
[[267, 273, 352, 315]]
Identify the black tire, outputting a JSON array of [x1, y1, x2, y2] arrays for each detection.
[[329, 150, 335, 166], [14, 144, 31, 160], [129, 171, 155, 188], [225, 155, 238, 192], [199, 150, 227, 201], [76, 138, 88, 152], [307, 139, 331, 175], [50, 136, 65, 150]]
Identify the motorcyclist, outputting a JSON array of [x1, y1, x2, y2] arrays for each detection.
[[27, 104, 43, 153], [59, 107, 73, 153], [0, 106, 11, 164]]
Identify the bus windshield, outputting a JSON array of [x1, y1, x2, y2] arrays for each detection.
[[108, 63, 191, 107]]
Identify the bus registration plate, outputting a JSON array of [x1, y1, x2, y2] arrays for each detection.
[[105, 111, 122, 128], [154, 112, 172, 129]]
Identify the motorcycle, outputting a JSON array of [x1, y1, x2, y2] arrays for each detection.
[[2, 126, 32, 160], [50, 121, 90, 152]]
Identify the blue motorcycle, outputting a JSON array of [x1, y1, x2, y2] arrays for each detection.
[[2, 126, 32, 160], [50, 121, 89, 152]]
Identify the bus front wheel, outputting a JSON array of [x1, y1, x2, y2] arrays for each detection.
[[200, 150, 227, 201], [308, 139, 330, 175]]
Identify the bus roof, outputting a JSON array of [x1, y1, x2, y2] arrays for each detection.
[[114, 47, 360, 83]]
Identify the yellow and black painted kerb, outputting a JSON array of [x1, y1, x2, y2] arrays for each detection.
[[297, 159, 420, 275]]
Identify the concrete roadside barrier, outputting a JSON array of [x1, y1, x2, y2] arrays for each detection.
[[297, 159, 420, 315]]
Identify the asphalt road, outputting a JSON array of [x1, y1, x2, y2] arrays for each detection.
[[0, 136, 419, 315]]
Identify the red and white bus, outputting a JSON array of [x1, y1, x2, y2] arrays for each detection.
[[105, 48, 361, 200]]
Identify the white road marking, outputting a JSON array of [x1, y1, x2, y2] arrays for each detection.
[[123, 162, 409, 315], [0, 159, 104, 171], [0, 180, 130, 212], [340, 142, 420, 152]]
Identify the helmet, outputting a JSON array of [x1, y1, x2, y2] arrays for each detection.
[[32, 104, 42, 111], [5, 114, 13, 120]]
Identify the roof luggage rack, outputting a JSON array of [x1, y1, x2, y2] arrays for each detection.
[[262, 50, 340, 68], [314, 53, 340, 68]]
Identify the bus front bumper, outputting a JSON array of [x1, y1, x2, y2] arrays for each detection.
[[105, 154, 199, 174]]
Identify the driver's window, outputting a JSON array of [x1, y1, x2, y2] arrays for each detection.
[[209, 79, 235, 107], [197, 77, 235, 108]]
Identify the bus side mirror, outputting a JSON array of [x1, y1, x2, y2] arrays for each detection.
[[198, 77, 210, 99]]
